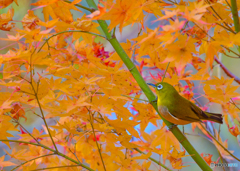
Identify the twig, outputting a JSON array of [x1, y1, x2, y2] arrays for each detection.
[[30, 165, 82, 171], [215, 22, 234, 33], [0, 139, 94, 170], [38, 30, 106, 53], [30, 48, 36, 84], [64, 0, 94, 12], [18, 75, 30, 83], [214, 56, 240, 84], [225, 0, 232, 8], [86, 107, 107, 171], [162, 62, 170, 82], [30, 82, 59, 152], [19, 90, 35, 96], [121, 94, 148, 102], [205, 0, 235, 33], [112, 27, 116, 37], [217, 124, 226, 171], [230, 98, 240, 110], [166, 0, 177, 5], [193, 22, 240, 57], [6, 113, 40, 144], [199, 123, 240, 162], [133, 148, 173, 171], [69, 147, 81, 164], [11, 153, 55, 171]]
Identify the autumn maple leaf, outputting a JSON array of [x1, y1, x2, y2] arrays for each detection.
[[0, 155, 16, 169], [99, 0, 134, 32]]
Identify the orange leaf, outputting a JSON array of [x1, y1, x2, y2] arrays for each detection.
[[0, 155, 16, 167], [31, 0, 59, 6], [0, 7, 14, 25]]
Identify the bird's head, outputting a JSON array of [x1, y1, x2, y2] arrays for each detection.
[[147, 82, 178, 98]]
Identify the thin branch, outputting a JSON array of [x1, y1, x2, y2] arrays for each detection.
[[134, 148, 173, 171], [30, 82, 59, 153], [215, 22, 235, 33], [69, 147, 81, 164], [137, 28, 143, 37], [199, 123, 240, 162], [230, 98, 240, 110], [193, 22, 240, 58], [162, 62, 170, 82], [216, 124, 226, 171], [0, 139, 94, 171], [19, 90, 35, 96], [18, 75, 30, 83], [30, 165, 82, 171], [86, 107, 107, 171], [64, 0, 94, 12], [166, 0, 177, 5], [121, 94, 148, 102], [222, 51, 240, 58], [225, 0, 232, 8], [205, 0, 235, 33], [6, 113, 40, 144], [11, 153, 55, 171], [112, 27, 116, 37], [30, 48, 36, 84], [214, 56, 240, 84], [38, 30, 106, 53]]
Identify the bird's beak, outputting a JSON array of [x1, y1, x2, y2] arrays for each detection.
[[147, 83, 156, 88]]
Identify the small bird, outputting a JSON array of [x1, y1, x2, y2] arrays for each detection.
[[148, 82, 223, 125]]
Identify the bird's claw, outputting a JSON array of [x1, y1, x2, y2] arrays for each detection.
[[168, 124, 177, 131]]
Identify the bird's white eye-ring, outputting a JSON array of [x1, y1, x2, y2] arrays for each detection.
[[157, 84, 163, 90]]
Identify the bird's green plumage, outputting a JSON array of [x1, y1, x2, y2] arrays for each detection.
[[148, 82, 223, 125]]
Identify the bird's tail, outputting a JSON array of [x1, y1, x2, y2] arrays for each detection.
[[205, 112, 223, 124]]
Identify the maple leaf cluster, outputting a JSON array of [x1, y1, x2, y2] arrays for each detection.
[[0, 0, 240, 170]]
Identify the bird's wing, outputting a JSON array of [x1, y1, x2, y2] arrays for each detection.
[[168, 96, 202, 122], [189, 100, 209, 119]]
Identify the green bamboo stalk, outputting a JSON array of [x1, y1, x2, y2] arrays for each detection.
[[231, 0, 240, 33], [86, 0, 212, 170], [230, 0, 240, 52]]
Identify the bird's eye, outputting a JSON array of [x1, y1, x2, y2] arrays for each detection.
[[157, 84, 163, 90]]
